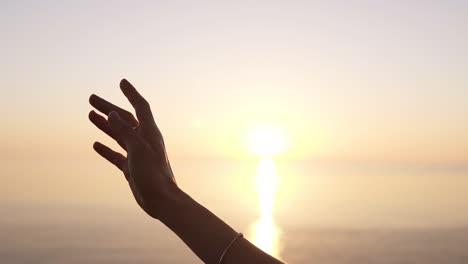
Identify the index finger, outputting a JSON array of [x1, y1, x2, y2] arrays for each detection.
[[120, 79, 155, 126]]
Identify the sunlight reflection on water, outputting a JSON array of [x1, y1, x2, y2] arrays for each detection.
[[249, 158, 282, 259]]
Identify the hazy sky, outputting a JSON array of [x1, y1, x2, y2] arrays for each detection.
[[2, 0, 468, 164], [1, 1, 468, 229]]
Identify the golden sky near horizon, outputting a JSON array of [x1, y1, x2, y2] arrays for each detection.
[[2, 1, 467, 164], [1, 1, 468, 228]]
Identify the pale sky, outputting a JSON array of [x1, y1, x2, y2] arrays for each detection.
[[1, 1, 468, 227], [2, 0, 468, 164]]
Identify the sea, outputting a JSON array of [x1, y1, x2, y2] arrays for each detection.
[[1, 159, 468, 263], [1, 205, 467, 263]]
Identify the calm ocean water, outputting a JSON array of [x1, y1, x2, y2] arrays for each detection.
[[2, 159, 468, 263], [1, 205, 467, 264]]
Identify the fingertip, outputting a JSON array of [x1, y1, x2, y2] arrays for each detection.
[[89, 94, 97, 104], [120, 78, 129, 86], [120, 79, 132, 94], [93, 141, 101, 151], [88, 110, 96, 120]]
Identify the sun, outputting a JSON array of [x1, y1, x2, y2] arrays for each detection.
[[247, 125, 287, 157], [247, 124, 284, 258]]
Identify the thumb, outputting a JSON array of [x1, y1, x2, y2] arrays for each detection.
[[108, 111, 140, 149]]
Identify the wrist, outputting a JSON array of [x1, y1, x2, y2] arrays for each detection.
[[155, 185, 188, 223]]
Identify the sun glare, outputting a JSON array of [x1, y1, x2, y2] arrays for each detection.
[[247, 124, 284, 258], [248, 125, 286, 157], [256, 158, 277, 216], [252, 215, 279, 257], [250, 158, 281, 258]]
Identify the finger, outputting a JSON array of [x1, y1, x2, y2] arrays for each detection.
[[89, 94, 139, 126], [89, 110, 127, 150], [93, 141, 127, 171], [108, 111, 142, 150], [120, 79, 155, 127]]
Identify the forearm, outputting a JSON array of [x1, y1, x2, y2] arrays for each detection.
[[158, 188, 283, 264]]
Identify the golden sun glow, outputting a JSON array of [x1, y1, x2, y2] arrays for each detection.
[[252, 215, 279, 257], [250, 158, 281, 258], [246, 124, 285, 259], [256, 158, 277, 216], [247, 125, 287, 157]]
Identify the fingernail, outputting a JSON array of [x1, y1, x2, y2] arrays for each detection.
[[109, 111, 120, 120]]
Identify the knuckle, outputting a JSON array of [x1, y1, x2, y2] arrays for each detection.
[[140, 98, 150, 110]]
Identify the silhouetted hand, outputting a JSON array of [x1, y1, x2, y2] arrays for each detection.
[[89, 79, 283, 264], [89, 79, 178, 219]]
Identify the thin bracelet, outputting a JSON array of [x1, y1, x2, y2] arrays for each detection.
[[218, 232, 243, 264]]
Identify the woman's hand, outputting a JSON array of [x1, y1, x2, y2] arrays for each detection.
[[89, 79, 284, 264], [89, 79, 179, 219]]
